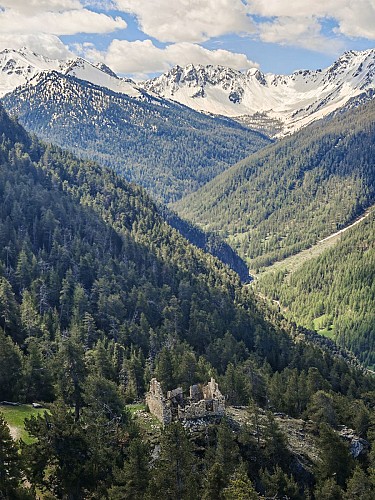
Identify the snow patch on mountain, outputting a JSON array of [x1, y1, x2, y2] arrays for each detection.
[[0, 47, 141, 99], [142, 49, 375, 136]]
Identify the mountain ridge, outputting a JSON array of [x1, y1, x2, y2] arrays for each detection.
[[1, 46, 375, 139], [173, 98, 375, 268], [2, 67, 269, 203], [0, 47, 140, 98], [142, 48, 375, 136]]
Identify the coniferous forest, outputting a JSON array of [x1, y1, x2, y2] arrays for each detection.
[[174, 99, 375, 269], [2, 73, 270, 203], [256, 211, 375, 369], [1, 104, 375, 499]]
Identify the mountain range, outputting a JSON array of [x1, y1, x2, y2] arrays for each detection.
[[0, 47, 140, 98], [143, 49, 375, 137], [2, 47, 375, 139], [1, 48, 269, 204]]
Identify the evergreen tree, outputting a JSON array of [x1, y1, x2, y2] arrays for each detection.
[[314, 478, 343, 500], [202, 462, 227, 500], [215, 418, 240, 480], [0, 328, 23, 401], [55, 332, 87, 421], [147, 422, 199, 500], [23, 339, 54, 402], [0, 414, 25, 499], [315, 424, 354, 488], [260, 465, 300, 499], [23, 402, 89, 499], [223, 464, 260, 500], [344, 466, 374, 500], [108, 438, 150, 499]]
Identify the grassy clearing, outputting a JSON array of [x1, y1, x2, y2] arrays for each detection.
[[126, 403, 147, 415], [0, 404, 47, 444], [316, 326, 335, 340], [126, 403, 161, 440]]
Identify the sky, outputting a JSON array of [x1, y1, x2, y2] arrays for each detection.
[[0, 0, 375, 79]]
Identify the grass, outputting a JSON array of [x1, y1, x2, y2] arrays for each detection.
[[316, 326, 335, 340], [312, 315, 335, 340], [0, 404, 47, 444], [126, 403, 147, 415], [126, 403, 161, 438]]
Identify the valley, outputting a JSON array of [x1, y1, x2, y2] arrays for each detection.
[[0, 38, 375, 499], [251, 205, 373, 279]]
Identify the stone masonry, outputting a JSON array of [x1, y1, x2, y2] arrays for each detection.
[[146, 377, 225, 426]]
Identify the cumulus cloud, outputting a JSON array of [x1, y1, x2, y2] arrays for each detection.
[[0, 1, 127, 36], [0, 0, 82, 14], [259, 16, 344, 54], [248, 0, 375, 40], [83, 39, 258, 78], [0, 33, 73, 59], [114, 0, 375, 55], [0, 8, 126, 35], [115, 0, 256, 43]]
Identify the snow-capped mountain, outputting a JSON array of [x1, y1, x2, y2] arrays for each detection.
[[0, 47, 141, 98], [142, 49, 375, 136], [2, 47, 375, 137]]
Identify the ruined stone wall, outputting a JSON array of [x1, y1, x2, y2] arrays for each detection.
[[146, 377, 225, 425], [145, 378, 172, 426], [202, 378, 223, 400]]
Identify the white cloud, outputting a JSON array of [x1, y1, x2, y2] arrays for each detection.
[[0, 33, 73, 59], [115, 0, 256, 43], [334, 2, 375, 39], [83, 39, 258, 78], [0, 1, 82, 14], [259, 17, 344, 54], [248, 0, 375, 40], [0, 8, 127, 35], [114, 0, 375, 56]]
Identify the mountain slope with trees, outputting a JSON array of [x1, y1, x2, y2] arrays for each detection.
[[1, 71, 270, 203], [256, 210, 375, 369], [0, 106, 374, 499], [174, 100, 375, 269]]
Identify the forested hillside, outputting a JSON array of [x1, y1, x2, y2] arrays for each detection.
[[1, 71, 270, 203], [1, 106, 375, 499], [256, 211, 375, 369], [174, 100, 375, 269]]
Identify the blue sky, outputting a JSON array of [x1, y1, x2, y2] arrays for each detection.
[[0, 1, 374, 78]]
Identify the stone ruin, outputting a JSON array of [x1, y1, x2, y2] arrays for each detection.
[[146, 378, 225, 427]]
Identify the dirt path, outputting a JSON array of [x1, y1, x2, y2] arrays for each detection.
[[318, 210, 370, 243], [8, 424, 20, 440], [251, 206, 373, 280]]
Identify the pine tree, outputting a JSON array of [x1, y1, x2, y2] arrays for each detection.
[[0, 414, 23, 498], [202, 462, 227, 500], [344, 466, 374, 500], [108, 438, 150, 499], [0, 328, 23, 401], [147, 422, 199, 500], [315, 423, 354, 488], [223, 464, 260, 500], [55, 332, 87, 421], [314, 477, 343, 500], [215, 418, 240, 480]]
